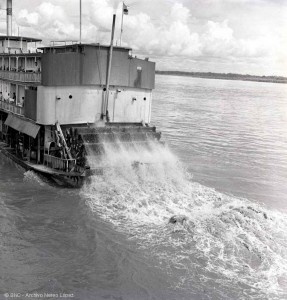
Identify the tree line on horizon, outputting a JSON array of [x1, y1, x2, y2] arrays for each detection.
[[155, 70, 287, 84]]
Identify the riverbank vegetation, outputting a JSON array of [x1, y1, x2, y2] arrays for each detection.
[[156, 71, 287, 84]]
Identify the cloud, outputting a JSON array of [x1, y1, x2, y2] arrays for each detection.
[[89, 0, 115, 32], [17, 9, 39, 26], [120, 3, 201, 56], [10, 0, 287, 75], [17, 2, 77, 40], [120, 6, 267, 61], [170, 2, 190, 23], [37, 2, 65, 23], [201, 20, 269, 58]]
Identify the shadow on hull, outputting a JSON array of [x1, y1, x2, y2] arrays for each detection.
[[0, 142, 85, 188]]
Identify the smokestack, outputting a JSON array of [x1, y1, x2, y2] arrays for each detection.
[[6, 0, 12, 36]]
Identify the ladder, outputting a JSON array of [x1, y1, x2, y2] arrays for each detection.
[[55, 122, 73, 160]]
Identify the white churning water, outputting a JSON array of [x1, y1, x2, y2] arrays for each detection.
[[2, 76, 287, 300], [82, 138, 287, 300]]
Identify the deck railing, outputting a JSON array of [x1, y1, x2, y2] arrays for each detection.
[[44, 154, 76, 172], [0, 70, 41, 83], [0, 98, 24, 116]]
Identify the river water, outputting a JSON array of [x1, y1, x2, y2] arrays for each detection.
[[1, 75, 287, 300]]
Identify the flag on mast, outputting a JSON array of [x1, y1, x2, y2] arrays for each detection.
[[120, 2, 128, 46], [123, 2, 128, 15]]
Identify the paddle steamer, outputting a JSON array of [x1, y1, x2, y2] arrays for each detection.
[[0, 0, 160, 186]]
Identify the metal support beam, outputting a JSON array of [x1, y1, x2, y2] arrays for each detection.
[[37, 132, 40, 164], [102, 14, 116, 122]]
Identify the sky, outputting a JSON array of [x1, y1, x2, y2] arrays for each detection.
[[0, 0, 286, 76]]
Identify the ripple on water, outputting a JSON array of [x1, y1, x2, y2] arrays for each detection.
[[82, 139, 287, 300]]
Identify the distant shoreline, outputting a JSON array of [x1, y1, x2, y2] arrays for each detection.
[[155, 71, 287, 84]]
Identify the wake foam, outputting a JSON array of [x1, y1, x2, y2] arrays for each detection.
[[81, 139, 287, 299], [23, 170, 48, 187]]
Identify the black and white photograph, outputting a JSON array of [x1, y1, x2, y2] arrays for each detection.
[[0, 0, 286, 299]]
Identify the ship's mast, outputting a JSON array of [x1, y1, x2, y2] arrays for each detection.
[[79, 0, 82, 44], [102, 14, 116, 122], [6, 0, 12, 36]]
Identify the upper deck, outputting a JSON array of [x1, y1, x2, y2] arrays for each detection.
[[0, 40, 155, 90], [0, 35, 42, 84], [0, 2, 156, 126], [0, 39, 156, 125], [0, 35, 42, 54], [40, 43, 155, 89]]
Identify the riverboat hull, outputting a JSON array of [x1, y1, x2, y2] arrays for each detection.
[[0, 1, 160, 188], [0, 142, 85, 188]]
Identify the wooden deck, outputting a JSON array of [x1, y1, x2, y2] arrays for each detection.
[[0, 141, 85, 187]]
